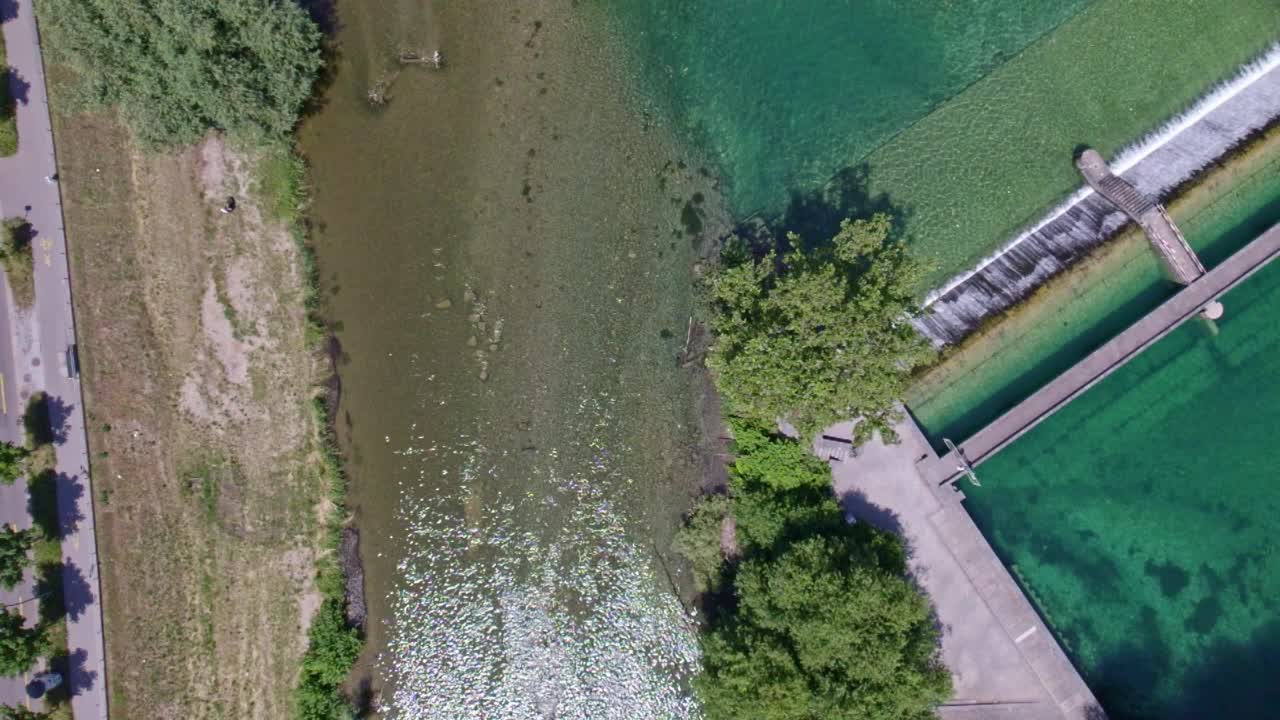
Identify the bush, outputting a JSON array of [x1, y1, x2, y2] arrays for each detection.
[[38, 0, 323, 147], [707, 214, 934, 442], [0, 608, 42, 676], [0, 440, 29, 486], [0, 31, 15, 157], [295, 599, 360, 720], [672, 494, 731, 593], [0, 527, 35, 590], [0, 218, 34, 306]]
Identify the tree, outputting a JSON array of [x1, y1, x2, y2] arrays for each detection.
[[0, 704, 50, 720], [0, 441, 28, 486], [0, 609, 41, 677], [708, 214, 934, 443], [38, 0, 323, 147], [0, 527, 34, 590], [683, 423, 951, 719], [697, 533, 951, 720]]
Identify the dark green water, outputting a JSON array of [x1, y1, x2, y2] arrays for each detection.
[[964, 256, 1280, 719]]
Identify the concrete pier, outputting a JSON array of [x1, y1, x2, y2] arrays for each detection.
[[932, 221, 1280, 485], [1076, 148, 1206, 285], [825, 417, 1104, 720]]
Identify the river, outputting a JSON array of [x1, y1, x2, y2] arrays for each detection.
[[299, 2, 724, 717]]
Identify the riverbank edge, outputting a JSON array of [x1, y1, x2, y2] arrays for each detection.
[[276, 141, 368, 717]]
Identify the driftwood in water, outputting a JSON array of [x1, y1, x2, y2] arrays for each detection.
[[398, 48, 444, 68]]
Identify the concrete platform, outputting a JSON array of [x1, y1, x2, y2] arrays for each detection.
[[823, 417, 1104, 720]]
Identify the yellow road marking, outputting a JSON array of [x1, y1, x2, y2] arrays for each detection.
[[0, 372, 6, 414]]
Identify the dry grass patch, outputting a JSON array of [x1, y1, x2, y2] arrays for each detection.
[[51, 90, 335, 719]]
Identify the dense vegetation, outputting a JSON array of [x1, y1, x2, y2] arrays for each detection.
[[707, 214, 933, 442], [0, 608, 42, 676], [679, 424, 950, 720], [0, 27, 15, 156], [0, 705, 49, 720], [1, 218, 35, 306], [0, 526, 35, 590], [38, 0, 323, 146], [0, 440, 29, 485]]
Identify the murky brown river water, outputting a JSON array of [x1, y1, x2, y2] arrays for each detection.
[[299, 2, 722, 717]]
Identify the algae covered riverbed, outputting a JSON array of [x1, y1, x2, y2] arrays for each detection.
[[300, 1, 725, 716]]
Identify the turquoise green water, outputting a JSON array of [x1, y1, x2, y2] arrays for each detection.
[[964, 255, 1280, 718], [909, 144, 1280, 444], [609, 0, 1280, 289], [609, 0, 1087, 216]]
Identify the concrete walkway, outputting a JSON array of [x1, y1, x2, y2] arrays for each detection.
[[0, 1, 108, 718], [825, 417, 1103, 720]]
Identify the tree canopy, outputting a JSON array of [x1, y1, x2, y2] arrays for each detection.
[[698, 533, 951, 720], [39, 0, 324, 147], [0, 608, 41, 677], [0, 705, 50, 720], [0, 441, 28, 486], [707, 214, 934, 442], [0, 526, 34, 591], [681, 424, 950, 720]]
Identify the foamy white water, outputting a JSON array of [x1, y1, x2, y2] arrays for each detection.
[[381, 396, 703, 720]]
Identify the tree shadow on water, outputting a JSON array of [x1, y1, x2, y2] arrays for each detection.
[[728, 163, 909, 262]]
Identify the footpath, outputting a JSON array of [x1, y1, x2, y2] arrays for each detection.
[[0, 1, 109, 717]]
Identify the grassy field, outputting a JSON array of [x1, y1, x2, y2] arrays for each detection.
[[48, 67, 339, 719]]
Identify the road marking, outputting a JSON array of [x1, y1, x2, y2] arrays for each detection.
[[1015, 625, 1038, 644], [0, 373, 6, 414]]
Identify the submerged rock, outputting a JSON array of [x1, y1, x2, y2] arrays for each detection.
[[435, 298, 453, 310], [340, 527, 367, 630]]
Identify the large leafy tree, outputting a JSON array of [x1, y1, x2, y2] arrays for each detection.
[[0, 609, 41, 677], [0, 442, 28, 486], [698, 533, 951, 720], [39, 0, 323, 146], [0, 527, 34, 590], [678, 424, 951, 719], [708, 214, 934, 443]]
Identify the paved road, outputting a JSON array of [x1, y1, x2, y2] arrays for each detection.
[[0, 2, 108, 718]]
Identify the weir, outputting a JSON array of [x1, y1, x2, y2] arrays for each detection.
[[916, 46, 1280, 346], [929, 222, 1280, 486]]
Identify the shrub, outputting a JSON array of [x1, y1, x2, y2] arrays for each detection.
[[0, 218, 34, 306], [38, 0, 323, 147], [672, 494, 731, 593]]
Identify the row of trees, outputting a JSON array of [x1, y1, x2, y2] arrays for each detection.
[[678, 214, 949, 718]]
